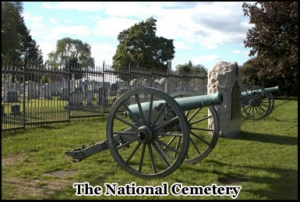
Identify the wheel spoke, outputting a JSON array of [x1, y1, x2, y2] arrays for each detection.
[[147, 94, 154, 125], [190, 115, 211, 125], [190, 130, 210, 145], [115, 115, 139, 130], [116, 136, 138, 150], [125, 142, 142, 164], [187, 108, 201, 122], [150, 103, 167, 127], [135, 94, 146, 124], [122, 103, 142, 126], [147, 143, 157, 174], [152, 141, 170, 167], [138, 143, 146, 172], [155, 137, 182, 154], [153, 116, 179, 131], [189, 137, 201, 155]]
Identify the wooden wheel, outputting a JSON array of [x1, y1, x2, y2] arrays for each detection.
[[241, 85, 272, 120], [106, 87, 189, 178], [169, 90, 219, 164]]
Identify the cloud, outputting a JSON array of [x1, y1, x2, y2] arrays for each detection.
[[42, 2, 105, 11], [92, 44, 117, 66], [49, 17, 58, 24], [22, 12, 31, 21], [92, 17, 139, 37], [50, 26, 90, 37], [192, 55, 223, 69], [174, 41, 190, 50], [37, 41, 57, 59]]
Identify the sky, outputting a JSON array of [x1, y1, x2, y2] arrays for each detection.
[[22, 1, 255, 72]]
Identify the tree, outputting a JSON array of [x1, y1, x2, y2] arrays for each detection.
[[173, 61, 208, 91], [112, 17, 175, 74], [174, 61, 207, 75], [1, 2, 43, 65], [46, 37, 95, 79], [240, 58, 262, 86], [242, 2, 298, 95], [18, 16, 43, 64]]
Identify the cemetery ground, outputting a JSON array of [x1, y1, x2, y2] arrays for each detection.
[[1, 96, 298, 200]]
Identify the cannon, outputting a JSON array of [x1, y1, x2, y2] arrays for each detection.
[[65, 87, 223, 178], [241, 85, 279, 120]]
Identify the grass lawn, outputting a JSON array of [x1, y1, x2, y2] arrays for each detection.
[[1, 96, 298, 200]]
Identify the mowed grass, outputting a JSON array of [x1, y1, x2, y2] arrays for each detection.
[[1, 96, 298, 200]]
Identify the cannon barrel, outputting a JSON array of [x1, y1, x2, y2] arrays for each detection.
[[241, 86, 279, 97], [126, 92, 223, 119]]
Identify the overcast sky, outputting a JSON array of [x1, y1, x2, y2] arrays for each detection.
[[22, 2, 255, 71]]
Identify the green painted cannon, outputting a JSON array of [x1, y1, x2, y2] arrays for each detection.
[[65, 87, 223, 178], [241, 85, 279, 120]]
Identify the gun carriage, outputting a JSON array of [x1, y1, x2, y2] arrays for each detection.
[[65, 85, 279, 178], [66, 87, 222, 178], [241, 85, 279, 120]]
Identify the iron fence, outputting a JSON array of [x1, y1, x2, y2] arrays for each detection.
[[1, 61, 207, 133]]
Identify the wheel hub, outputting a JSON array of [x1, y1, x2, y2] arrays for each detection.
[[249, 99, 261, 107], [137, 125, 153, 143]]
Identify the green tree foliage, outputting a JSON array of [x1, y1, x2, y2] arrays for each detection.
[[1, 1, 43, 65], [174, 61, 207, 75], [240, 58, 262, 86], [173, 61, 208, 91], [112, 17, 175, 74], [46, 37, 95, 79], [1, 2, 22, 63], [18, 17, 43, 64], [242, 2, 298, 95]]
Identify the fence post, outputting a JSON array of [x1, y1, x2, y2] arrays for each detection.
[[67, 60, 71, 122], [102, 61, 105, 115], [23, 60, 27, 129], [167, 60, 171, 94], [128, 63, 131, 91]]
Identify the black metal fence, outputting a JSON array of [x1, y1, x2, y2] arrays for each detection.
[[1, 62, 207, 133]]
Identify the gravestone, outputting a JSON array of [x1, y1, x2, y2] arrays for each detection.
[[25, 81, 39, 99], [168, 80, 177, 95], [59, 88, 69, 100], [14, 82, 21, 92], [97, 87, 107, 106], [84, 91, 93, 105], [110, 83, 117, 96], [207, 61, 242, 139], [10, 105, 22, 116], [71, 80, 77, 93], [153, 79, 164, 92], [5, 81, 13, 91], [5, 92, 18, 102], [67, 92, 84, 110], [142, 79, 151, 88], [40, 83, 52, 99], [2, 105, 7, 117]]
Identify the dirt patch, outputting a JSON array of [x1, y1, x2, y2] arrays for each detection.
[[43, 170, 77, 178], [2, 155, 24, 166], [2, 176, 74, 199]]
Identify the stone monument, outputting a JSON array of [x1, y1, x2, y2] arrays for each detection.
[[207, 61, 242, 139]]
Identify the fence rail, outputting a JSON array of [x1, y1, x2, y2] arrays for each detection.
[[1, 62, 207, 133]]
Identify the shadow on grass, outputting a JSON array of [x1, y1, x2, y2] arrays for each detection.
[[275, 96, 298, 100], [237, 131, 297, 146], [179, 159, 298, 200]]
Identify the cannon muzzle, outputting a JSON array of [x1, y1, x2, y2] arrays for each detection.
[[125, 92, 223, 119], [241, 85, 279, 97]]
